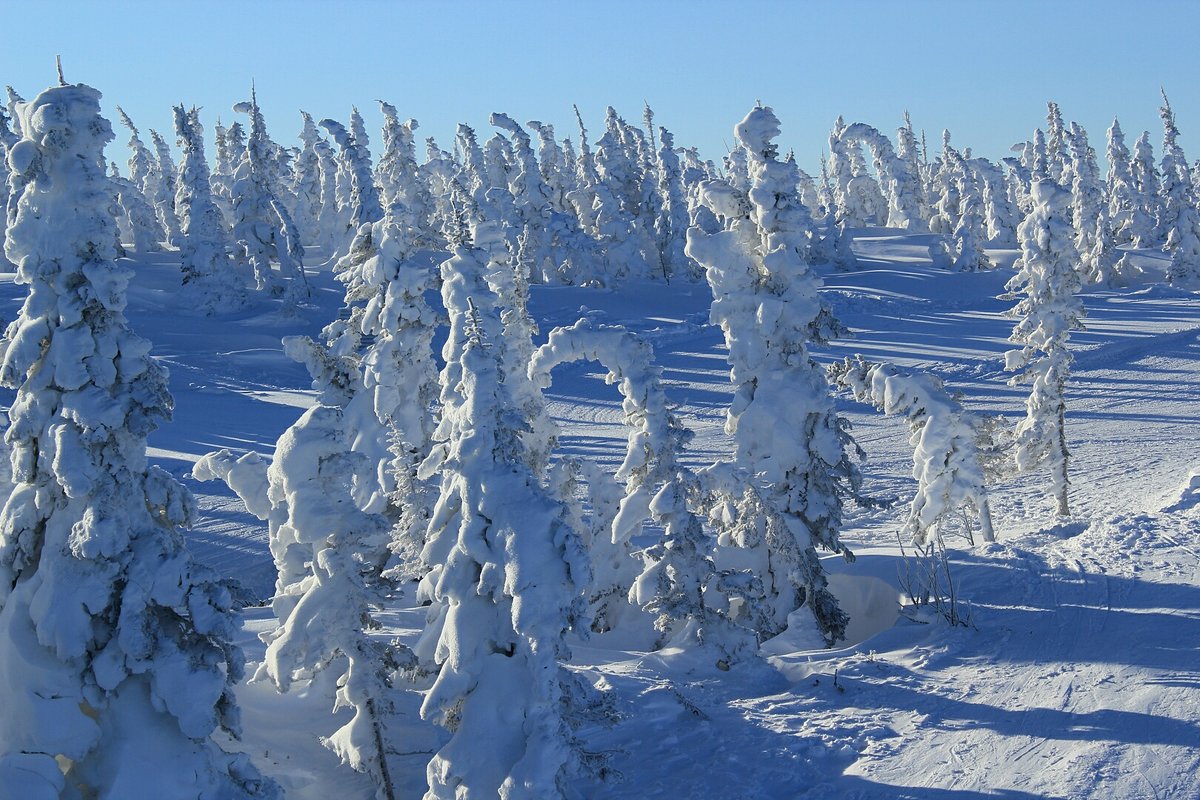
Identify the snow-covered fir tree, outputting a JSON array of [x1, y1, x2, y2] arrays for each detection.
[[320, 116, 384, 250], [291, 111, 325, 247], [1003, 179, 1085, 517], [1105, 118, 1142, 246], [112, 107, 164, 251], [231, 88, 308, 306], [376, 101, 434, 247], [1130, 130, 1163, 247], [147, 128, 183, 247], [655, 127, 698, 280], [417, 217, 591, 799], [0, 82, 277, 800], [530, 317, 754, 663], [174, 104, 247, 312], [1158, 92, 1200, 283], [950, 163, 992, 271], [686, 106, 861, 646], [254, 335, 411, 799], [1045, 101, 1068, 184]]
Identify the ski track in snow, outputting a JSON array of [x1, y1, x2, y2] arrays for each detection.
[[2, 235, 1198, 798]]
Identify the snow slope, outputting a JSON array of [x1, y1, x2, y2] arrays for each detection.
[[3, 231, 1196, 799]]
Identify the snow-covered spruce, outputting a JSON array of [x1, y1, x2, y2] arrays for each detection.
[[1106, 119, 1143, 247], [290, 111, 325, 247], [231, 89, 309, 307], [530, 317, 753, 661], [530, 320, 676, 622], [1130, 130, 1163, 247], [841, 122, 925, 231], [174, 105, 247, 313], [256, 336, 412, 799], [0, 106, 13, 269], [950, 161, 992, 271], [1003, 179, 1085, 517], [0, 83, 277, 799], [830, 356, 995, 545], [320, 115, 384, 251], [355, 204, 442, 572], [417, 227, 591, 799], [148, 127, 183, 247], [686, 105, 860, 646], [970, 156, 1019, 248], [1159, 92, 1200, 284], [648, 124, 696, 278], [377, 101, 435, 248], [110, 166, 163, 255]]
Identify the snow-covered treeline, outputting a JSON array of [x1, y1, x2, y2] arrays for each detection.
[[2, 72, 1200, 799]]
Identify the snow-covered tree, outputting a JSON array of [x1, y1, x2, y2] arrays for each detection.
[[255, 335, 410, 798], [376, 102, 434, 246], [4, 85, 24, 139], [112, 107, 164, 251], [655, 127, 698, 280], [1130, 131, 1162, 247], [0, 108, 14, 268], [830, 357, 995, 545], [210, 119, 237, 226], [1045, 101, 1068, 184], [291, 112, 325, 246], [1106, 119, 1141, 246], [1003, 179, 1085, 517], [231, 89, 308, 306], [842, 122, 924, 230], [1159, 92, 1200, 283], [969, 157, 1018, 247], [1065, 122, 1107, 281], [531, 318, 753, 661], [950, 164, 992, 271], [321, 116, 384, 246], [930, 132, 968, 239], [686, 106, 860, 646], [109, 167, 162, 254], [355, 205, 442, 569], [417, 223, 591, 799], [896, 112, 932, 230], [144, 128, 183, 247], [174, 105, 246, 312], [0, 82, 277, 800]]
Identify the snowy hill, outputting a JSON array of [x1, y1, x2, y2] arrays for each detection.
[[4, 231, 1195, 799]]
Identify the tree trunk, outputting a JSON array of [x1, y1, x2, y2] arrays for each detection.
[[1056, 400, 1070, 517]]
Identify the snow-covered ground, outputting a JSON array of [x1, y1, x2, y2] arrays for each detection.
[[5, 232, 1196, 799]]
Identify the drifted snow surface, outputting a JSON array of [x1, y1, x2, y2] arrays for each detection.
[[2, 230, 1197, 798]]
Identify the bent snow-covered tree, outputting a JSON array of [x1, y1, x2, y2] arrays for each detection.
[[0, 82, 277, 800], [830, 357, 995, 545], [686, 106, 861, 647], [1003, 179, 1084, 517]]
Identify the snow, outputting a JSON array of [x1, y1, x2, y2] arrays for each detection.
[[2, 191, 1200, 795]]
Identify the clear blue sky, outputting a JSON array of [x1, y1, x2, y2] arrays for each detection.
[[2, 0, 1197, 174]]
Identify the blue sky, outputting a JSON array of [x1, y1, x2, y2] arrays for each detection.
[[2, 0, 1197, 174]]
